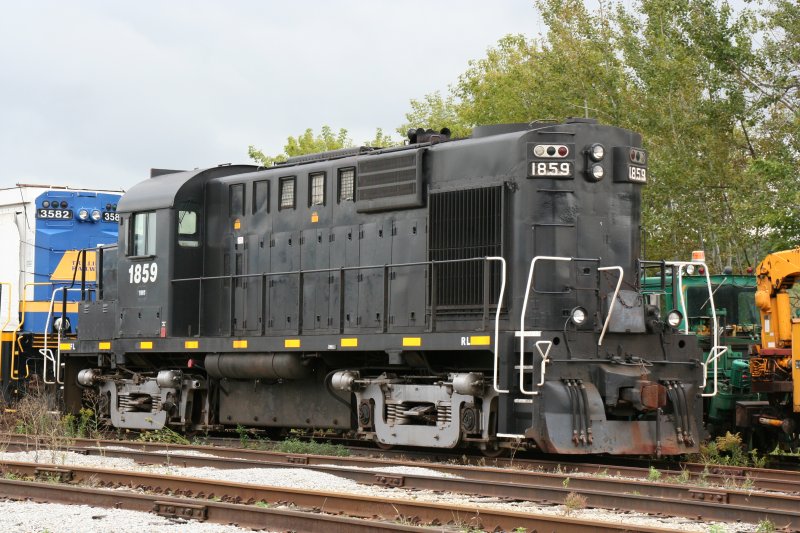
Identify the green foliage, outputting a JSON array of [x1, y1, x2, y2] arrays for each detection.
[[647, 466, 662, 482], [249, 125, 399, 167], [274, 437, 349, 457], [756, 519, 776, 533], [692, 431, 765, 467], [398, 0, 799, 265], [137, 427, 190, 445], [62, 408, 96, 438]]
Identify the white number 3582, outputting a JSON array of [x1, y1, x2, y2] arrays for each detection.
[[128, 262, 158, 284]]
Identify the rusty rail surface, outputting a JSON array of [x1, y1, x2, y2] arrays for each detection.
[[4, 433, 799, 494], [2, 440, 799, 528], [0, 463, 676, 533]]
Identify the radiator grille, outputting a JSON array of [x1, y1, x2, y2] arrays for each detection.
[[429, 186, 503, 309]]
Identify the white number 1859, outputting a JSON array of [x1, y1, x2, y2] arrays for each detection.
[[129, 262, 158, 284]]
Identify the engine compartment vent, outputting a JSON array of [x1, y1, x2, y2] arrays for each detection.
[[355, 148, 425, 212]]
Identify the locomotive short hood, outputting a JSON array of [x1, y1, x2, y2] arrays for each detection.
[[117, 164, 258, 213]]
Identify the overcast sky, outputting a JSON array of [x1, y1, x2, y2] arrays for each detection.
[[0, 1, 543, 191]]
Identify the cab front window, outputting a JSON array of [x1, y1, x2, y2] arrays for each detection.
[[130, 212, 157, 256]]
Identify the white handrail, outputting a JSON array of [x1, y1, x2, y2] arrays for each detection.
[[535, 340, 552, 386], [597, 266, 623, 346], [488, 256, 509, 394], [519, 256, 571, 396], [664, 261, 722, 397], [40, 287, 80, 385]]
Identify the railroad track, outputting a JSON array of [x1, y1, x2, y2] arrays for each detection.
[[2, 434, 799, 529], [0, 460, 681, 533]]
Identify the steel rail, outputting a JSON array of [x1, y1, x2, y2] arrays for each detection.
[[4, 433, 800, 494], [0, 462, 675, 533], [3, 440, 799, 527]]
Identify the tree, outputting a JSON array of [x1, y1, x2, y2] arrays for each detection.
[[249, 126, 399, 166]]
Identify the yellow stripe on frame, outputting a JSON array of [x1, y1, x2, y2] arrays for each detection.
[[98, 342, 111, 350], [233, 340, 248, 349], [402, 337, 421, 347], [470, 336, 491, 346], [284, 339, 301, 348], [340, 338, 358, 348], [59, 343, 73, 351], [185, 340, 199, 349], [139, 341, 153, 350], [21, 301, 79, 313]]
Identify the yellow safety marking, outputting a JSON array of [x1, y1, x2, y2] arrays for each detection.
[[340, 338, 358, 348], [20, 301, 79, 313], [185, 340, 199, 349], [1, 332, 15, 342], [233, 340, 248, 349], [311, 212, 319, 223], [98, 342, 111, 350], [59, 343, 73, 351], [139, 341, 153, 349], [284, 339, 301, 348], [233, 218, 241, 230], [470, 336, 491, 346], [402, 337, 421, 347]]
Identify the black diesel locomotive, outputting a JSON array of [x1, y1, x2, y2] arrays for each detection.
[[67, 119, 704, 455]]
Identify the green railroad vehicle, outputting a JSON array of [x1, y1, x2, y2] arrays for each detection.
[[643, 261, 760, 439]]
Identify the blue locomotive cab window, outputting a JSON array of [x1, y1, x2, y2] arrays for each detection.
[[130, 212, 157, 256], [178, 210, 199, 248]]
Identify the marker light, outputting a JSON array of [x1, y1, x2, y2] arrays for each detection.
[[570, 307, 588, 325], [685, 264, 695, 275], [667, 310, 683, 327], [589, 143, 605, 161], [60, 201, 68, 208], [91, 209, 102, 221], [590, 164, 604, 181], [78, 209, 89, 220], [42, 201, 50, 208]]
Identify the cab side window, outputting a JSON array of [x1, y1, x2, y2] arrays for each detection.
[[130, 212, 157, 256], [177, 210, 199, 248]]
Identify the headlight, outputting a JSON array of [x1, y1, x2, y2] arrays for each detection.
[[78, 209, 89, 220], [570, 307, 588, 325], [685, 264, 695, 275], [589, 143, 605, 161], [667, 310, 683, 327], [91, 209, 101, 221], [590, 164, 604, 181]]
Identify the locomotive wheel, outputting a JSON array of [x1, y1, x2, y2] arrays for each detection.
[[479, 443, 508, 458], [373, 438, 395, 450]]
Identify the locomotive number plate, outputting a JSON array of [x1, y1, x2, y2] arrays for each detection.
[[102, 211, 120, 222], [36, 208, 73, 219], [530, 161, 573, 177]]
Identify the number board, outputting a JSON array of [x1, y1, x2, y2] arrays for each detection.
[[612, 146, 648, 184], [102, 211, 120, 223], [36, 208, 73, 220], [529, 161, 574, 178]]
